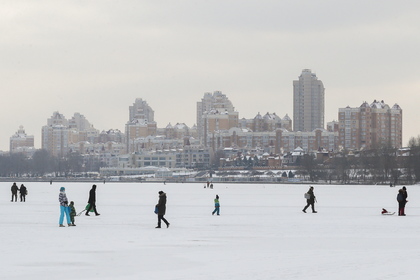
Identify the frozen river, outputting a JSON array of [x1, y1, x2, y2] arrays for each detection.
[[1, 181, 419, 280]]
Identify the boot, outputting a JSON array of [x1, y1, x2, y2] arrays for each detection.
[[59, 224, 65, 227]]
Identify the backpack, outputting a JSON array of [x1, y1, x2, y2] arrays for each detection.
[[304, 193, 311, 199]]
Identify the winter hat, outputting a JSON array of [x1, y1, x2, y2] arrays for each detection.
[[60, 187, 65, 192], [158, 191, 163, 194], [216, 195, 219, 199]]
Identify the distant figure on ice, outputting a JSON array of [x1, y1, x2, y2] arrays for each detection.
[[212, 195, 220, 215], [69, 201, 77, 226], [85, 184, 100, 216], [210, 183, 214, 189], [11, 182, 19, 202], [155, 191, 170, 228], [402, 186, 408, 200], [397, 188, 407, 216], [19, 184, 27, 202], [59, 187, 72, 227], [302, 186, 317, 213]]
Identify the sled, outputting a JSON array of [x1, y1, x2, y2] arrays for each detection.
[[381, 212, 395, 215], [77, 204, 95, 216]]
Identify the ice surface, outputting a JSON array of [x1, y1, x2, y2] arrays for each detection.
[[1, 182, 419, 280]]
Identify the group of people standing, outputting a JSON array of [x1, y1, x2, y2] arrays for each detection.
[[11, 182, 27, 202], [58, 184, 100, 227]]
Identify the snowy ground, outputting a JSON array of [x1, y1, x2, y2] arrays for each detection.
[[1, 181, 420, 280]]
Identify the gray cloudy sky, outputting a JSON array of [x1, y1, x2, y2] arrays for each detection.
[[1, 1, 420, 150]]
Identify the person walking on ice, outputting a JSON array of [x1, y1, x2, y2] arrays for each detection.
[[155, 191, 170, 228], [85, 184, 100, 216], [302, 186, 317, 213], [58, 187, 73, 227], [212, 195, 220, 215]]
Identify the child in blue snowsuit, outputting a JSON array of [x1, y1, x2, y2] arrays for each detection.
[[212, 195, 220, 215]]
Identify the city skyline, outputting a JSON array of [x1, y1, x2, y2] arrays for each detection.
[[1, 1, 419, 150]]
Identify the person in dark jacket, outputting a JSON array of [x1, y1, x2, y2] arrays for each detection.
[[69, 201, 77, 226], [19, 184, 27, 202], [397, 189, 407, 216], [302, 186, 317, 213], [402, 186, 408, 215], [85, 184, 100, 216], [155, 191, 170, 228], [11, 182, 19, 202]]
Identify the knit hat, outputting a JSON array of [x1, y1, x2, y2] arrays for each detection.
[[60, 187, 65, 192]]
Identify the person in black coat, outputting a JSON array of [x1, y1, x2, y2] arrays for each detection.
[[402, 186, 408, 215], [85, 184, 100, 216], [397, 188, 407, 216], [11, 182, 19, 202], [19, 184, 27, 202], [302, 186, 317, 213], [155, 191, 170, 228]]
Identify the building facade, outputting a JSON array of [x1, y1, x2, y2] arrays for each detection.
[[10, 126, 35, 155], [42, 112, 70, 157], [338, 100, 402, 150], [126, 98, 157, 153], [196, 91, 237, 142], [293, 69, 325, 132]]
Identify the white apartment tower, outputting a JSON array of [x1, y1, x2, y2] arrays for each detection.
[[42, 112, 70, 157], [293, 69, 325, 132]]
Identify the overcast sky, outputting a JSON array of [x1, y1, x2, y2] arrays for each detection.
[[1, 1, 419, 151]]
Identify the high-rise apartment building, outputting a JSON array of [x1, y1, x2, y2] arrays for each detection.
[[293, 69, 325, 132], [129, 98, 154, 122], [42, 112, 70, 157], [338, 100, 402, 150], [196, 91, 238, 147], [126, 98, 157, 152]]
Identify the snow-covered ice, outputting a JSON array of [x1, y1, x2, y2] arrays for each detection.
[[1, 182, 420, 280]]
